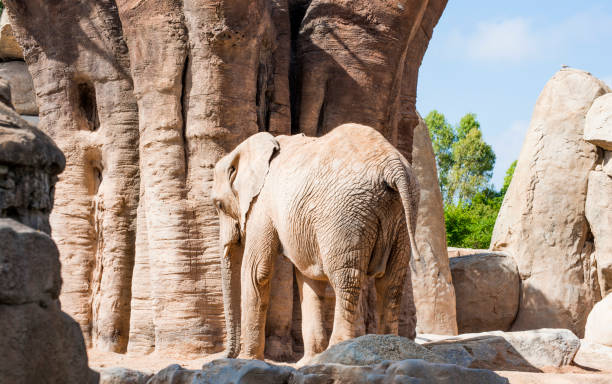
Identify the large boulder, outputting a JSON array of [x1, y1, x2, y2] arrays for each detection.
[[585, 93, 612, 150], [99, 367, 154, 384], [585, 171, 612, 297], [409, 114, 458, 335], [0, 219, 61, 305], [309, 334, 446, 366], [0, 10, 23, 60], [0, 60, 37, 115], [584, 293, 612, 347], [450, 252, 519, 333], [573, 340, 612, 372], [491, 68, 610, 336], [423, 329, 580, 372], [146, 359, 509, 384]]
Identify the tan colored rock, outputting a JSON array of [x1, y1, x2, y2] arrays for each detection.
[[586, 171, 612, 298], [409, 114, 457, 335], [603, 151, 612, 177], [0, 10, 23, 60], [584, 293, 612, 347], [0, 61, 37, 115], [448, 247, 489, 258], [585, 93, 612, 150], [424, 329, 580, 372], [450, 253, 519, 333], [491, 68, 610, 336], [573, 340, 612, 372]]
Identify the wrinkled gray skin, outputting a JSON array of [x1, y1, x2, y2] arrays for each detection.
[[212, 123, 420, 364]]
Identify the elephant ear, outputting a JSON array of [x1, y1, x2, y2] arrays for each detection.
[[232, 132, 279, 232]]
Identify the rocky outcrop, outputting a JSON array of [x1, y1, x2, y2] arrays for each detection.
[[4, 0, 448, 356], [145, 358, 509, 384], [574, 340, 612, 372], [309, 334, 446, 366], [0, 82, 97, 383], [99, 367, 153, 384], [423, 329, 580, 372], [585, 172, 612, 298], [584, 293, 612, 347], [0, 60, 37, 115], [450, 252, 519, 333], [491, 68, 610, 336], [0, 10, 22, 60], [585, 93, 612, 150], [409, 115, 457, 335]]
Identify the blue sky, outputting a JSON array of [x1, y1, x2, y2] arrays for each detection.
[[417, 1, 612, 188]]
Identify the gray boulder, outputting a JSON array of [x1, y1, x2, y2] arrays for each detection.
[[309, 334, 446, 366]]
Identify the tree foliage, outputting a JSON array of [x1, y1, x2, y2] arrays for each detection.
[[425, 110, 516, 249]]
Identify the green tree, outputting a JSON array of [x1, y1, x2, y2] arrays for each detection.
[[425, 111, 495, 204], [448, 125, 496, 204], [501, 160, 517, 195]]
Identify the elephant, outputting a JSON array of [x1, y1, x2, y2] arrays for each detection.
[[211, 123, 421, 363]]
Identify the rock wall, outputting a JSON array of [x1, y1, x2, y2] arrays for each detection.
[[491, 68, 611, 336], [5, 0, 449, 356], [0, 80, 97, 383]]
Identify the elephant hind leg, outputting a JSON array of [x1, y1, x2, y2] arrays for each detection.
[[327, 256, 367, 346], [375, 231, 414, 337], [295, 270, 328, 366]]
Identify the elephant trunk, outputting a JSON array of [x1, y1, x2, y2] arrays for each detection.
[[221, 243, 243, 358]]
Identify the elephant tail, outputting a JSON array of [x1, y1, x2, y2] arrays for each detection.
[[384, 155, 421, 261]]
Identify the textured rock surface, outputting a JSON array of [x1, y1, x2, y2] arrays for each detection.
[[5, 0, 448, 356], [450, 252, 519, 333], [585, 93, 612, 150], [424, 329, 580, 372], [447, 247, 489, 258], [0, 93, 96, 383], [0, 60, 37, 115], [491, 68, 610, 336], [309, 334, 446, 366], [146, 358, 509, 384], [99, 367, 153, 384], [409, 115, 457, 335], [574, 340, 612, 372], [584, 294, 612, 347], [0, 10, 22, 60], [585, 171, 612, 298]]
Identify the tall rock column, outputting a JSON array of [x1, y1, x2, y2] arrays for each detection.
[[5, 0, 140, 352], [491, 68, 610, 336], [408, 115, 457, 335], [0, 79, 98, 384]]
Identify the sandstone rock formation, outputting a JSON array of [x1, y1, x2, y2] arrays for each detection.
[[4, 0, 449, 356], [409, 115, 457, 335], [584, 293, 612, 347], [0, 60, 37, 115], [574, 340, 612, 372], [144, 358, 509, 384], [0, 81, 97, 383], [450, 252, 519, 333], [585, 171, 612, 298], [585, 93, 612, 150], [423, 329, 580, 372], [0, 9, 22, 60], [491, 68, 610, 336]]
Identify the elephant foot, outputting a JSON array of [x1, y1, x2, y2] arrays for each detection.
[[296, 354, 317, 367]]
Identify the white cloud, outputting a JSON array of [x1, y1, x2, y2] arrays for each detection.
[[464, 18, 538, 62], [445, 10, 612, 64], [488, 120, 530, 188]]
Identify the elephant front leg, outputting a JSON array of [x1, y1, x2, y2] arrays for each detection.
[[240, 223, 278, 360], [296, 270, 328, 366]]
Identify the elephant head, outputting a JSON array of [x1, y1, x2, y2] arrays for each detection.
[[211, 132, 279, 358]]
